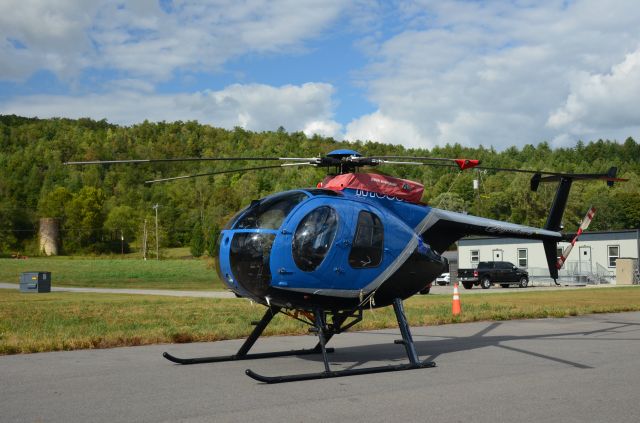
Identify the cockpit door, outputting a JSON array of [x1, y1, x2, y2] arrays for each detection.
[[270, 197, 350, 292]]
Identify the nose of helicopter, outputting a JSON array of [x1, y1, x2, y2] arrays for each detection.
[[216, 190, 311, 301], [220, 232, 275, 298]]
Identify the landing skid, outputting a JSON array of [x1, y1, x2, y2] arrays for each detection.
[[244, 298, 435, 383], [164, 298, 435, 383], [163, 305, 333, 365], [245, 361, 435, 384], [162, 346, 334, 365]]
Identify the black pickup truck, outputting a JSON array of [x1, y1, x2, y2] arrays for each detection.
[[457, 261, 529, 289]]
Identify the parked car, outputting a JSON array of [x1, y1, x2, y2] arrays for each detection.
[[435, 272, 451, 286], [457, 261, 529, 289]]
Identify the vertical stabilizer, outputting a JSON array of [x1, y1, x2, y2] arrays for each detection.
[[543, 240, 559, 282], [541, 177, 570, 282], [544, 177, 573, 231]]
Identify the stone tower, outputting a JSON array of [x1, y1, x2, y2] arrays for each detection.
[[39, 218, 59, 256]]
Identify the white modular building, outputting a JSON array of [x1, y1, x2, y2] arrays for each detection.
[[457, 229, 640, 285]]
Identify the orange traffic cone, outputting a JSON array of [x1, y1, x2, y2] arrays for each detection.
[[452, 282, 461, 316]]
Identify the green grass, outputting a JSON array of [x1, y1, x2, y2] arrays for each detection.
[[121, 247, 193, 259], [0, 290, 304, 354], [1, 287, 639, 355], [0, 256, 224, 290]]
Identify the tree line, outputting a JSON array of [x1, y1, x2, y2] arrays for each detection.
[[1, 114, 638, 256]]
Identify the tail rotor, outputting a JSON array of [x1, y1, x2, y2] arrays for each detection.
[[556, 206, 597, 270]]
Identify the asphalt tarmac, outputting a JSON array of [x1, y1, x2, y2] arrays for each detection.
[[2, 312, 639, 422]]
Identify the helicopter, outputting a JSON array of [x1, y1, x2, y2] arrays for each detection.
[[66, 149, 625, 383]]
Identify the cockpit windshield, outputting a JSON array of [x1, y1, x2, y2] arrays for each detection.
[[233, 191, 308, 230]]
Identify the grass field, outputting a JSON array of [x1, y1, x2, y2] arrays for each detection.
[[1, 286, 639, 355], [0, 256, 224, 290]]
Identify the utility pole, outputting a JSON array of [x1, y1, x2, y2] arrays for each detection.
[[473, 169, 481, 216], [152, 204, 159, 260]]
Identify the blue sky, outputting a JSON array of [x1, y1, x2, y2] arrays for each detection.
[[1, 0, 640, 150]]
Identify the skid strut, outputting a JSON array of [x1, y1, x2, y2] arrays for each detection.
[[245, 298, 435, 383], [163, 305, 333, 365]]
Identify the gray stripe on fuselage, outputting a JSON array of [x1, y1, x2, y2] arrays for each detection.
[[276, 287, 363, 298], [415, 208, 440, 234]]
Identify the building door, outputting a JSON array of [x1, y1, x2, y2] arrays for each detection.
[[578, 246, 592, 273], [492, 249, 503, 261]]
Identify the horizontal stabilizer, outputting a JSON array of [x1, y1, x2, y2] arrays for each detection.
[[535, 167, 624, 184]]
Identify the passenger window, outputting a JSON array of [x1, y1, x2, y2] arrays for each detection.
[[349, 211, 383, 268], [292, 207, 339, 272]]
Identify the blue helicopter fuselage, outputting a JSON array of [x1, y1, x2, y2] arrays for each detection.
[[216, 181, 447, 311]]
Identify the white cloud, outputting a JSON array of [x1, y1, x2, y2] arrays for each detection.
[[0, 1, 350, 136], [2, 0, 640, 150], [303, 120, 343, 139], [547, 48, 640, 132], [348, 0, 640, 149], [345, 111, 426, 148], [0, 0, 98, 80], [0, 0, 348, 81], [0, 82, 342, 134]]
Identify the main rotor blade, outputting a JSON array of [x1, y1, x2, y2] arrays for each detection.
[[371, 156, 627, 185], [64, 157, 287, 165], [370, 156, 481, 170], [144, 163, 313, 184], [476, 165, 628, 182], [371, 155, 460, 161], [374, 160, 458, 167]]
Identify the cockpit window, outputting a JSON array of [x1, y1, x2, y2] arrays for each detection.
[[349, 211, 384, 268], [224, 205, 250, 230], [234, 192, 308, 230], [292, 206, 338, 272]]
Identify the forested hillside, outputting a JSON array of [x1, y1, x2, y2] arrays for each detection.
[[1, 115, 639, 256]]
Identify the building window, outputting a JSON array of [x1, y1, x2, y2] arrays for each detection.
[[517, 248, 528, 268], [608, 245, 620, 268], [470, 250, 479, 267]]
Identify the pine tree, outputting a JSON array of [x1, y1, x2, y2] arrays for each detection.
[[190, 221, 205, 258], [206, 224, 219, 258]]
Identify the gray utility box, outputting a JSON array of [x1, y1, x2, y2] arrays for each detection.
[[20, 272, 51, 293]]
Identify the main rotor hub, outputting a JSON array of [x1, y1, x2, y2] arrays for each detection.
[[324, 149, 373, 174], [326, 149, 362, 159]]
